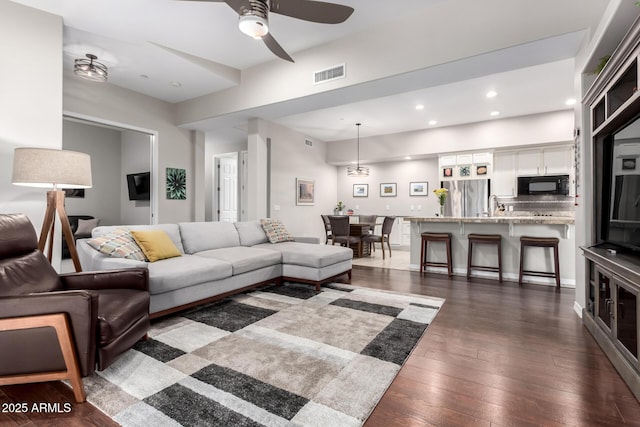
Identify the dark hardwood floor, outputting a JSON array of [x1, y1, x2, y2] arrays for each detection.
[[2, 266, 639, 426]]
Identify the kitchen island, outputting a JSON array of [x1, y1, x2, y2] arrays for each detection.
[[407, 215, 575, 287]]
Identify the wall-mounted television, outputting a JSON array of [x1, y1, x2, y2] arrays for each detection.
[[126, 172, 150, 201], [599, 116, 640, 253]]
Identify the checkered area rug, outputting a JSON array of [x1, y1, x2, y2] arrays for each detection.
[[84, 283, 444, 426]]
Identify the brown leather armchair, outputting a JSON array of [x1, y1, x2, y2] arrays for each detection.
[[0, 213, 150, 402]]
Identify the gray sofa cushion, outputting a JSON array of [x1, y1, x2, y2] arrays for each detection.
[[179, 222, 240, 254], [92, 224, 185, 253], [195, 246, 281, 275], [253, 242, 352, 269], [146, 254, 233, 295], [234, 220, 269, 246]]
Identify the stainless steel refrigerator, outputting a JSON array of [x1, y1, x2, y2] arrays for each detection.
[[441, 179, 490, 217]]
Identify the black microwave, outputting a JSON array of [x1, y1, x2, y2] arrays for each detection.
[[517, 175, 570, 196]]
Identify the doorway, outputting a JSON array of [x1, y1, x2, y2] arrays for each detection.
[[215, 152, 239, 222], [62, 114, 157, 226]]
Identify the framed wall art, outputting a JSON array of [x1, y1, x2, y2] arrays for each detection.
[[380, 182, 397, 197], [166, 167, 186, 200], [353, 184, 368, 197], [409, 181, 428, 196], [296, 178, 315, 205]]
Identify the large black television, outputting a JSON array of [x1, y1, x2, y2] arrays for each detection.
[[599, 115, 640, 253], [126, 172, 150, 201]]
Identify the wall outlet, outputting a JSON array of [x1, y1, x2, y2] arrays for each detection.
[[273, 205, 280, 211], [355, 204, 359, 210], [410, 205, 414, 211], [417, 205, 422, 211], [386, 205, 390, 210]]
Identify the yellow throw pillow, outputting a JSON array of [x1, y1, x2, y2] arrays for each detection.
[[130, 230, 181, 262]]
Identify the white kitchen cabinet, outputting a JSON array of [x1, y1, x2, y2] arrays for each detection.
[[492, 151, 517, 196], [517, 145, 573, 176], [516, 149, 542, 176], [542, 145, 573, 175]]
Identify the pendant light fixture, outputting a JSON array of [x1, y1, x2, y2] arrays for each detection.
[[347, 123, 370, 177], [74, 53, 108, 82]]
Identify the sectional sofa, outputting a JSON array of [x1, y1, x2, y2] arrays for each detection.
[[76, 220, 352, 318]]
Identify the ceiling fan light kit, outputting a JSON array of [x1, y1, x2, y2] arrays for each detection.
[[185, 0, 354, 62], [239, 0, 269, 39], [74, 53, 108, 82]]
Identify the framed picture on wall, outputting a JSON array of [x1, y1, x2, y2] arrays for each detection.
[[166, 167, 186, 200], [380, 182, 397, 197], [296, 178, 315, 205], [353, 184, 368, 197], [409, 182, 428, 196]]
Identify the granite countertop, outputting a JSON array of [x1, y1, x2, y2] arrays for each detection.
[[405, 216, 575, 225]]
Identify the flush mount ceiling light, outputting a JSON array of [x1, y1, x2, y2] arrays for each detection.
[[238, 0, 269, 39], [347, 123, 370, 177], [74, 53, 108, 82]]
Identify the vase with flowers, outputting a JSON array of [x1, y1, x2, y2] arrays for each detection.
[[433, 188, 448, 217]]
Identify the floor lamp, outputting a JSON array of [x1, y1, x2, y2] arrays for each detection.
[[11, 148, 92, 272]]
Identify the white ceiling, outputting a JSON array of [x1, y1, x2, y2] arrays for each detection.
[[11, 0, 610, 141]]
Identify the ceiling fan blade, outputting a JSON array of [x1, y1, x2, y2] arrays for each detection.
[[223, 0, 252, 14], [270, 0, 354, 24], [262, 33, 294, 62]]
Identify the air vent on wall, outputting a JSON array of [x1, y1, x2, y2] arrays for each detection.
[[314, 63, 345, 85], [305, 139, 313, 147]]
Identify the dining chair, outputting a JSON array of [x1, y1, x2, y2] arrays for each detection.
[[321, 214, 332, 244], [358, 214, 377, 233], [362, 216, 396, 259], [328, 215, 362, 255]]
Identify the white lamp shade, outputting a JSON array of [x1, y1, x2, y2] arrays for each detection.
[[12, 148, 93, 189]]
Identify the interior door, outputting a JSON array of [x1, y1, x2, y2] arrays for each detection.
[[217, 154, 238, 222]]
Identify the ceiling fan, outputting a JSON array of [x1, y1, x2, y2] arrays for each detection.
[[182, 0, 354, 62]]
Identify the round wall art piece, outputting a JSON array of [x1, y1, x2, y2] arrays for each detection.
[[166, 167, 186, 200]]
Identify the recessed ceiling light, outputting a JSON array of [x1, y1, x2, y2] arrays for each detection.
[[490, 111, 500, 116], [565, 98, 577, 105], [415, 104, 425, 110], [428, 120, 438, 125], [486, 91, 498, 98], [405, 156, 412, 160]]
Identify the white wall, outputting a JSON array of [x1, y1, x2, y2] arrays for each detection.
[[336, 158, 441, 217], [63, 120, 122, 226], [121, 130, 151, 225], [0, 2, 62, 232], [327, 110, 574, 165], [64, 75, 193, 224], [267, 121, 338, 241]]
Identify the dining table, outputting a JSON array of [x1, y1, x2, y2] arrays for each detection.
[[349, 223, 373, 257]]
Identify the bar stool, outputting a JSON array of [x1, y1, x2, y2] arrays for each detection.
[[420, 232, 453, 277], [518, 236, 561, 289], [467, 233, 502, 282]]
